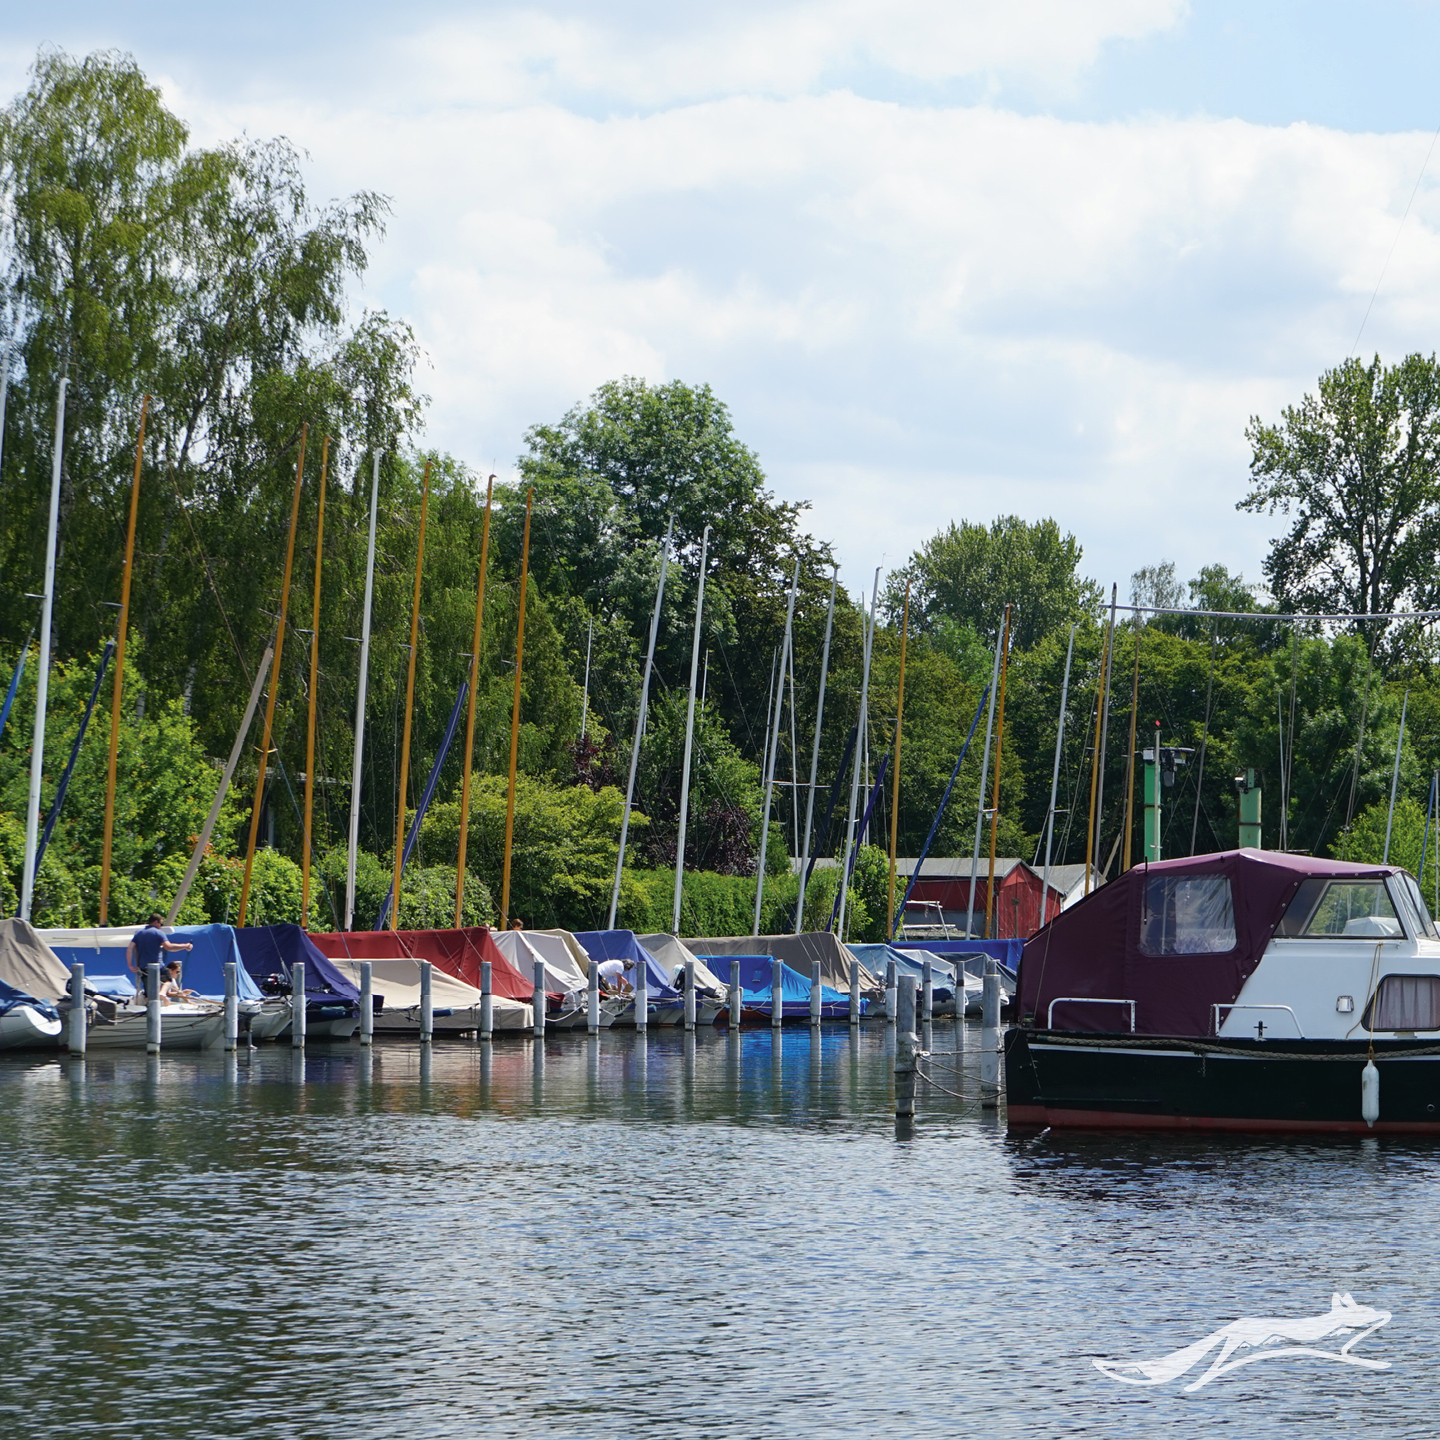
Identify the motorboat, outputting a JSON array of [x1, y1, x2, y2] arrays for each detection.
[[0, 979, 63, 1050], [83, 996, 227, 1051], [326, 956, 532, 1034], [1008, 848, 1440, 1133], [235, 924, 360, 1040]]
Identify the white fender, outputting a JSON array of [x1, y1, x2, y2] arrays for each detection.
[[1361, 1060, 1380, 1127]]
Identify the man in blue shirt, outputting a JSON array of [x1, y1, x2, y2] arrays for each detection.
[[126, 914, 193, 1000]]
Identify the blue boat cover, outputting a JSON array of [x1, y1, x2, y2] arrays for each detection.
[[894, 938, 1019, 983], [47, 924, 262, 1001], [0, 977, 59, 1022], [234, 924, 360, 1004], [572, 931, 679, 998], [723, 954, 853, 1011]]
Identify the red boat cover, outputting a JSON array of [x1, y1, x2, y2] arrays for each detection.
[[1018, 848, 1400, 1038], [308, 926, 532, 1001]]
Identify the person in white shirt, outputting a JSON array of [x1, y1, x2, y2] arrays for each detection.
[[594, 957, 634, 995]]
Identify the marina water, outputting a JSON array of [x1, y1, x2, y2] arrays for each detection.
[[3, 1022, 1438, 1438]]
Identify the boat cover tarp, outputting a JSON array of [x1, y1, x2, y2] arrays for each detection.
[[309, 927, 532, 1001], [532, 929, 594, 976], [636, 933, 728, 993], [849, 943, 962, 990], [0, 975, 60, 1021], [40, 923, 263, 1002], [723, 954, 853, 1012], [1018, 848, 1398, 1037], [895, 939, 1021, 981], [572, 931, 678, 997], [326, 957, 532, 1028], [235, 924, 359, 1005], [493, 930, 585, 996], [0, 919, 74, 1001], [683, 931, 876, 991]]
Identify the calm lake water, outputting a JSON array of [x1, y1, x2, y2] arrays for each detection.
[[3, 1021, 1438, 1439]]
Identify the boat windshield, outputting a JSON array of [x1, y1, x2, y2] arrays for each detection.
[[1277, 879, 1403, 938], [1398, 873, 1440, 940]]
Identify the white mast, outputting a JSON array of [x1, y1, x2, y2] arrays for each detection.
[[21, 377, 67, 921], [794, 567, 837, 932], [671, 524, 710, 935], [346, 451, 381, 930], [753, 559, 799, 935], [608, 518, 672, 929], [836, 568, 879, 940], [965, 630, 1004, 939], [1040, 623, 1077, 928]]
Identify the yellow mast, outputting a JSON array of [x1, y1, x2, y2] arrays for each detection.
[[454, 477, 494, 928], [1083, 627, 1110, 897], [1121, 621, 1141, 871], [391, 459, 432, 931], [984, 604, 1012, 937], [99, 395, 148, 925], [886, 580, 910, 939], [500, 488, 534, 925], [239, 425, 308, 927], [301, 435, 330, 928]]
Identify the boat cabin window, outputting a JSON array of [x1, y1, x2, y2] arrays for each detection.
[[1277, 879, 1403, 939], [1138, 875, 1236, 955], [1398, 873, 1440, 940], [1363, 974, 1440, 1031]]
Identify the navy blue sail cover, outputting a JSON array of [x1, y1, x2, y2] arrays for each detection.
[[234, 924, 360, 1005], [572, 930, 679, 998], [0, 977, 59, 1021]]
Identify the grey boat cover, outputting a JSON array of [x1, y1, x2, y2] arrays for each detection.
[[683, 931, 877, 991], [494, 930, 587, 996], [636, 934, 728, 992], [0, 919, 73, 1001]]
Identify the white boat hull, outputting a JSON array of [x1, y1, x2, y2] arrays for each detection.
[[0, 1005, 63, 1051], [84, 1005, 226, 1051]]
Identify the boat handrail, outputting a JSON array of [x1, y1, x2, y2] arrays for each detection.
[[1047, 997, 1136, 1031], [1212, 1002, 1304, 1038]]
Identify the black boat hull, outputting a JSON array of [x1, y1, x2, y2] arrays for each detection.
[[1005, 1027, 1440, 1133]]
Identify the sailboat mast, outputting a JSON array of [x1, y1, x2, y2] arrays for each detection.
[[983, 605, 1012, 939], [238, 425, 307, 928], [753, 560, 800, 935], [836, 567, 880, 939], [1384, 689, 1409, 864], [672, 523, 710, 935], [455, 477, 494, 927], [1040, 623, 1077, 927], [1092, 585, 1117, 872], [607, 517, 672, 929], [500, 488, 534, 925], [795, 567, 837, 933], [301, 435, 329, 929], [965, 630, 1003, 939], [886, 580, 910, 939], [346, 452, 382, 930], [1122, 620, 1142, 871], [390, 459, 432, 931], [20, 378, 67, 922], [99, 395, 148, 924]]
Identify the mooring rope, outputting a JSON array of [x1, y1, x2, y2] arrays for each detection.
[[1027, 1031, 1440, 1064]]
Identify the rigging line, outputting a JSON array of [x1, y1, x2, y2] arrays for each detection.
[[1114, 602, 1440, 622], [1352, 116, 1440, 356]]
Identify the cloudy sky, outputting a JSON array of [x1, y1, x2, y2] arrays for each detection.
[[7, 2, 1440, 604]]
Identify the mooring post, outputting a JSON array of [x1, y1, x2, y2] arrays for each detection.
[[885, 957, 897, 1025], [480, 960, 493, 1042], [683, 959, 696, 1030], [291, 961, 307, 1048], [634, 951, 648, 1032], [849, 957, 860, 1026], [68, 962, 86, 1056], [981, 958, 1002, 1107], [771, 956, 784, 1029], [223, 961, 238, 1052], [146, 962, 161, 1054], [359, 961, 373, 1047], [587, 958, 600, 1035], [420, 959, 434, 1043], [921, 959, 933, 1022], [728, 959, 741, 1031], [532, 957, 545, 1039], [896, 973, 917, 1124], [810, 961, 822, 1027]]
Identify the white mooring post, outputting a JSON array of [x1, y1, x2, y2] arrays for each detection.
[[359, 962, 373, 1046], [896, 974, 917, 1127], [532, 958, 546, 1039], [849, 958, 860, 1026], [771, 957, 784, 1030], [146, 962, 161, 1053], [587, 959, 600, 1035], [635, 953, 648, 1033], [420, 959, 434, 1043], [981, 959, 1002, 1108], [728, 960, 741, 1031], [810, 961, 822, 1026], [684, 959, 696, 1031], [885, 958, 897, 1025], [223, 961, 238, 1052], [921, 959, 933, 1023], [291, 961, 307, 1049], [480, 960, 493, 1041], [69, 962, 86, 1055]]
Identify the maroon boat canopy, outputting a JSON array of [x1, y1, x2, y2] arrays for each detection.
[[308, 926, 532, 1002], [1018, 848, 1401, 1037]]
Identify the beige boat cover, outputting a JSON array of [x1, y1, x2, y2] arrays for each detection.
[[532, 928, 594, 975], [0, 919, 74, 1001], [682, 931, 878, 990], [494, 930, 587, 995], [327, 956, 531, 1029], [636, 933, 728, 992]]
